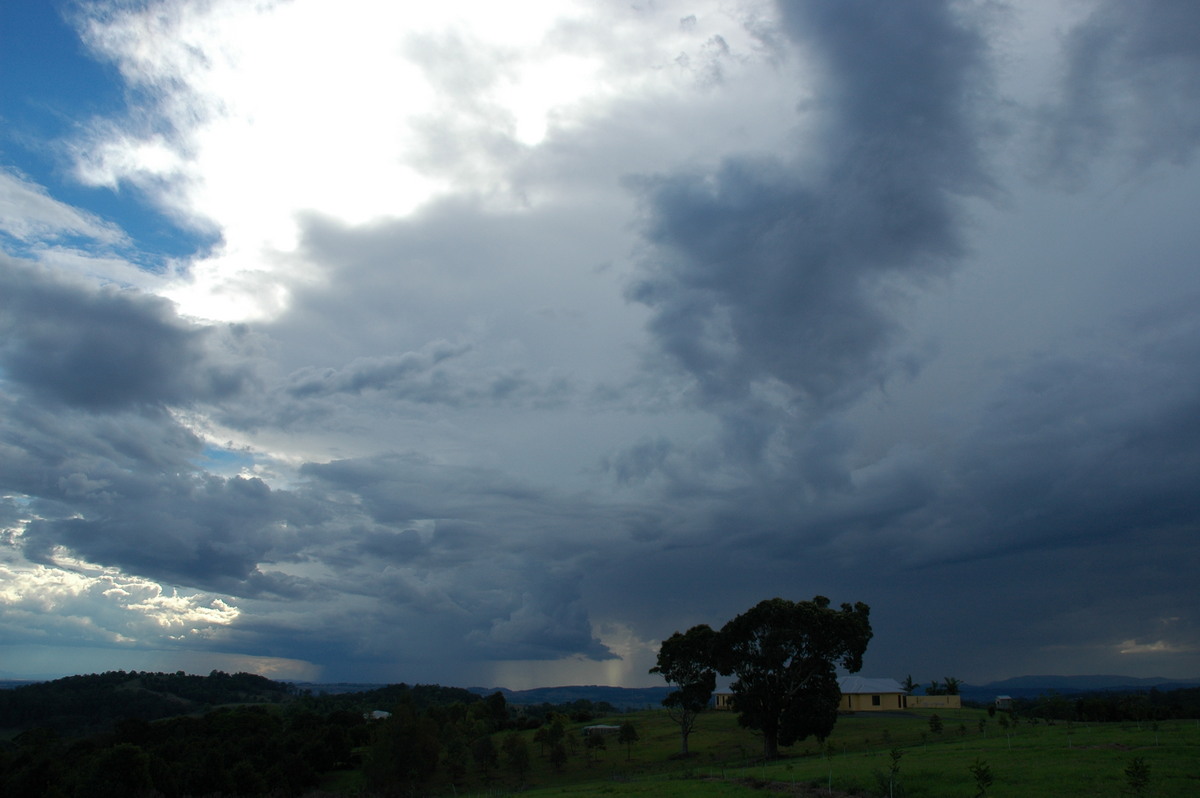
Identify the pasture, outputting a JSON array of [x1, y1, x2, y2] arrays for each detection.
[[406, 706, 1200, 797]]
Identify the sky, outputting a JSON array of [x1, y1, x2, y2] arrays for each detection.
[[1, 0, 1198, 689]]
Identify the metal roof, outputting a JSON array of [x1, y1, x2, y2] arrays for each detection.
[[838, 676, 906, 694]]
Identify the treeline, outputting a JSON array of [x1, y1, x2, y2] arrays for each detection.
[[3, 705, 364, 797], [0, 671, 622, 797], [1010, 687, 1200, 723]]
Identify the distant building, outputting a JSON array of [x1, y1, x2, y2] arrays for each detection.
[[995, 695, 1013, 710], [581, 724, 621, 736], [712, 677, 963, 713], [838, 677, 907, 711]]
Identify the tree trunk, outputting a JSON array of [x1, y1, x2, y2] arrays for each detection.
[[763, 733, 779, 760]]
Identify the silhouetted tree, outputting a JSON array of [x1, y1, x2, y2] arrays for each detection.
[[715, 596, 872, 759], [650, 624, 717, 756], [618, 720, 639, 761]]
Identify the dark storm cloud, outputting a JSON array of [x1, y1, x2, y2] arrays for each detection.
[[20, 473, 311, 591], [298, 452, 622, 661], [0, 257, 250, 410], [627, 0, 991, 417], [301, 452, 628, 561], [944, 308, 1200, 559], [0, 389, 327, 594], [0, 255, 322, 594], [1041, 0, 1200, 185]]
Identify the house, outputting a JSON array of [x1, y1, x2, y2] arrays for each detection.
[[995, 695, 1013, 710], [838, 677, 907, 711], [712, 677, 962, 713]]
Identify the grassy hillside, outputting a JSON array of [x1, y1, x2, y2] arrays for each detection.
[[344, 706, 1200, 797], [5, 673, 1197, 796]]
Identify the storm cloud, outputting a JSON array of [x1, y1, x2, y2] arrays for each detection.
[[1, 0, 1197, 686]]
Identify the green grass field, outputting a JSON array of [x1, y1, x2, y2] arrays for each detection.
[[354, 707, 1200, 797]]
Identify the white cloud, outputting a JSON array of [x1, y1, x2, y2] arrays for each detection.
[[0, 556, 240, 646], [0, 168, 126, 245], [1118, 639, 1192, 656], [69, 0, 787, 322]]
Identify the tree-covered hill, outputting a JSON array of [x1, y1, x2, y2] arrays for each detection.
[[0, 670, 290, 734]]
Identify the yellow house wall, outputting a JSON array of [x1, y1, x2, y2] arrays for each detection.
[[839, 692, 905, 711]]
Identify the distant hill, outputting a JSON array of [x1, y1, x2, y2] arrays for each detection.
[[983, 674, 1200, 691], [957, 675, 1200, 702], [467, 684, 672, 708]]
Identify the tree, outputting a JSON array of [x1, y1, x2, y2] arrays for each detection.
[[472, 734, 498, 784], [583, 732, 606, 764], [968, 757, 993, 797], [548, 742, 568, 772], [929, 713, 943, 735], [943, 676, 961, 695], [363, 704, 441, 791], [715, 596, 872, 759], [617, 720, 639, 761], [501, 732, 531, 784], [1124, 756, 1151, 797], [902, 675, 918, 695], [885, 747, 903, 798], [650, 624, 717, 756]]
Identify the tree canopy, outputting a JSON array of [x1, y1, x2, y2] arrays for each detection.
[[717, 597, 871, 758], [652, 596, 872, 760]]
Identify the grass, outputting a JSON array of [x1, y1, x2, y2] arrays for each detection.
[[391, 708, 1200, 798]]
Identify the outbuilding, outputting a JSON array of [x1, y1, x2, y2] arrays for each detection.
[[581, 724, 621, 736]]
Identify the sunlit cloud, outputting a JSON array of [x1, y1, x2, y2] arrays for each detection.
[[1117, 639, 1193, 656], [0, 559, 240, 646], [67, 0, 783, 323]]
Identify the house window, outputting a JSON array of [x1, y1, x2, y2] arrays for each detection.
[[872, 695, 881, 707]]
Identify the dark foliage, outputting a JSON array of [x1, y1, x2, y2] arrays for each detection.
[[0, 670, 288, 735], [1012, 686, 1200, 723], [0, 669, 615, 797]]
